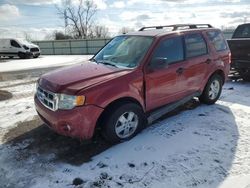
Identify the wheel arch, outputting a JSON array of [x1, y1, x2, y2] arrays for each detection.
[[211, 69, 225, 84], [96, 97, 144, 128], [200, 69, 226, 96]]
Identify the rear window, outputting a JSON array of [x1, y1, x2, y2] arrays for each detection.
[[207, 31, 228, 51], [184, 33, 207, 58], [233, 24, 250, 38]]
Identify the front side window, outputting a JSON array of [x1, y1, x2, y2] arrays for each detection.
[[207, 31, 227, 51], [150, 36, 184, 67], [185, 33, 207, 58], [10, 40, 21, 48], [94, 36, 153, 68]]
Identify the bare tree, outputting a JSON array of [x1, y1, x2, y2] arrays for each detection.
[[57, 0, 97, 39], [54, 31, 73, 40], [23, 32, 33, 42], [118, 27, 135, 34], [89, 25, 110, 38]]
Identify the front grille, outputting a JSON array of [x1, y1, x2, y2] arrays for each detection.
[[31, 48, 39, 52], [37, 86, 58, 111]]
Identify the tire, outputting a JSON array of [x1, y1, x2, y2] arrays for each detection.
[[18, 52, 26, 59], [102, 103, 146, 143], [199, 74, 223, 105], [8, 56, 14, 59]]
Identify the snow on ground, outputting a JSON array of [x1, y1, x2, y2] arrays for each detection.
[[0, 73, 250, 188], [0, 55, 92, 73], [0, 79, 36, 130]]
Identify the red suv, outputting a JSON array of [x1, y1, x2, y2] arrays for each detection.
[[35, 24, 231, 143]]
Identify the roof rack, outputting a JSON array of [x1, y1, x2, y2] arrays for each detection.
[[139, 24, 213, 31]]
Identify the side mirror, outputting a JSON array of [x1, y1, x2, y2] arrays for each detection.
[[150, 57, 168, 69]]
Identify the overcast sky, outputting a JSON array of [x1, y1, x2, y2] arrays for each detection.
[[0, 0, 249, 40]]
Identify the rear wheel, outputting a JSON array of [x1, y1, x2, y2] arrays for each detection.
[[199, 74, 223, 105], [8, 56, 14, 59], [102, 103, 146, 143]]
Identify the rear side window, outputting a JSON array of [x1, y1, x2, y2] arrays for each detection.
[[233, 24, 250, 38], [151, 36, 184, 65], [207, 31, 227, 51], [184, 33, 207, 58], [10, 40, 21, 48]]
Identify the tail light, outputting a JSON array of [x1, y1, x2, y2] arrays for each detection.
[[229, 52, 231, 64]]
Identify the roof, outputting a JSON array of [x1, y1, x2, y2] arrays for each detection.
[[126, 24, 218, 37]]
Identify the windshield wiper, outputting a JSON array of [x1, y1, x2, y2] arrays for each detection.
[[97, 60, 118, 68], [89, 58, 98, 63]]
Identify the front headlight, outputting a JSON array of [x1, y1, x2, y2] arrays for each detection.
[[58, 94, 85, 110]]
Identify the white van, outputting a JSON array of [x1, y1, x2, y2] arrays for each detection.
[[0, 38, 41, 59]]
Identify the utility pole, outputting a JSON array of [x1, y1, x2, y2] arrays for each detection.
[[244, 16, 247, 24]]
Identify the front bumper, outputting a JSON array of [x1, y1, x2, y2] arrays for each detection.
[[32, 52, 40, 57], [35, 96, 104, 140]]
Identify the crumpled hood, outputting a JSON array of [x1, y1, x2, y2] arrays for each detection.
[[17, 39, 39, 49], [39, 61, 132, 94]]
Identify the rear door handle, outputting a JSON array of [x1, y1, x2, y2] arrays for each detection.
[[176, 67, 185, 74], [205, 59, 212, 64]]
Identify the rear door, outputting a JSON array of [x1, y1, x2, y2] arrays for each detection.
[[145, 35, 186, 111], [180, 33, 210, 95]]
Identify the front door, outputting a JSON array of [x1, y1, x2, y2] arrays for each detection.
[[10, 40, 22, 54], [145, 35, 186, 111]]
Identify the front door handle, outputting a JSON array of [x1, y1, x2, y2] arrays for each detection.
[[176, 67, 185, 74], [205, 59, 212, 64]]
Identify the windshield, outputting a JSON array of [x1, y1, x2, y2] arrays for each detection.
[[93, 36, 153, 68], [17, 38, 33, 46]]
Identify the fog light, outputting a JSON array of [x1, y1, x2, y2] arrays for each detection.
[[66, 124, 71, 131], [63, 124, 71, 132]]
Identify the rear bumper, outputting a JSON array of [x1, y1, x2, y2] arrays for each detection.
[[34, 96, 104, 140]]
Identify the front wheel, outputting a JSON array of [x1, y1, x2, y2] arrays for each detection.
[[18, 52, 26, 59], [199, 74, 223, 105], [102, 103, 146, 143]]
